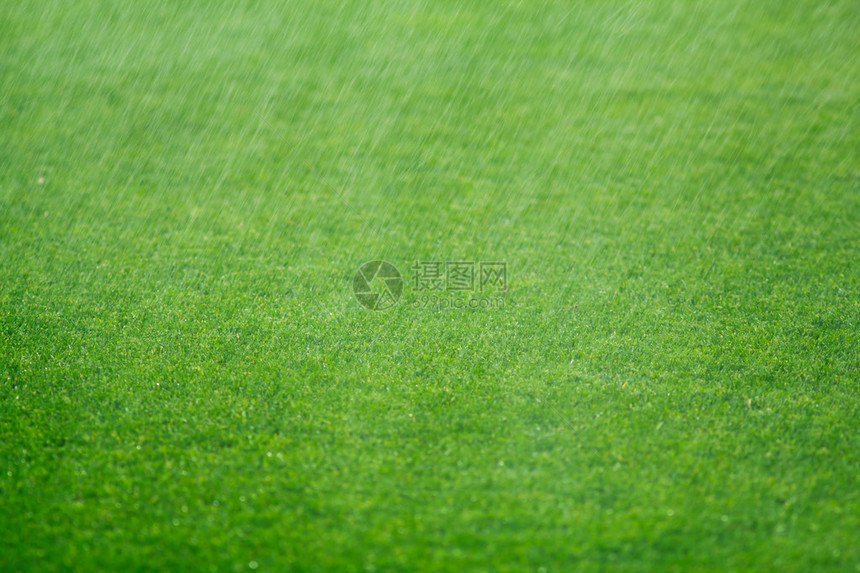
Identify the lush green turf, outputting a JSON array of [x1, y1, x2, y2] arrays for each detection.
[[1, 0, 858, 571]]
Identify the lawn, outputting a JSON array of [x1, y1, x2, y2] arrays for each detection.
[[1, 0, 858, 571]]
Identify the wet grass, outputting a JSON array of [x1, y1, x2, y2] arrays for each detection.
[[1, 0, 858, 571]]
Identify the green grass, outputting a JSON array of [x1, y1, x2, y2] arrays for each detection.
[[1, 0, 858, 571]]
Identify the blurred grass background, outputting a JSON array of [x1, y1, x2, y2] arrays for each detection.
[[1, 0, 858, 570]]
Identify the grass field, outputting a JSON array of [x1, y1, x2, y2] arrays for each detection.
[[1, 0, 858, 571]]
